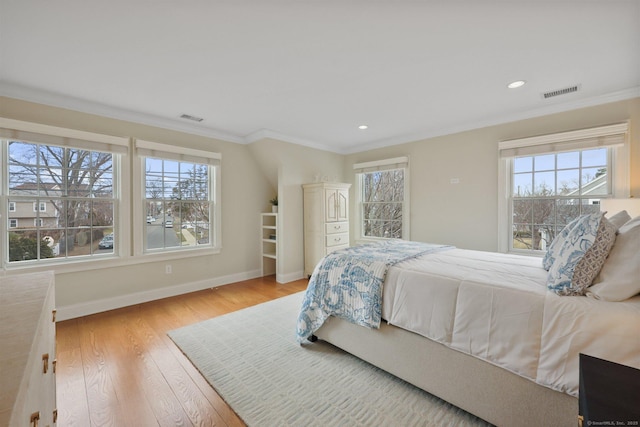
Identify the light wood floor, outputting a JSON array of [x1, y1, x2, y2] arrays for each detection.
[[56, 276, 309, 427]]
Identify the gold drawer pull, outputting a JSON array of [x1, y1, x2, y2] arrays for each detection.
[[53, 359, 57, 374], [334, 225, 341, 229], [52, 309, 57, 322], [30, 412, 39, 427], [53, 409, 58, 423], [334, 237, 341, 242], [42, 353, 49, 374]]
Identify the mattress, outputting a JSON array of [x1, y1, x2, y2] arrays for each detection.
[[381, 248, 640, 397]]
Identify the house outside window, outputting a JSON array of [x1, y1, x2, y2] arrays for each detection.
[[354, 157, 410, 240], [9, 219, 17, 228], [33, 201, 46, 212], [499, 123, 629, 254], [135, 139, 221, 254], [9, 201, 15, 212]]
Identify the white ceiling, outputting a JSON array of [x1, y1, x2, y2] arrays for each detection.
[[1, 1, 639, 154]]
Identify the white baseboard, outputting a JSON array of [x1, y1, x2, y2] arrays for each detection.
[[276, 270, 305, 284], [57, 269, 262, 321]]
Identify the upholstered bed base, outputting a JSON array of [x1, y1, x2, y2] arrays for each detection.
[[315, 316, 578, 427]]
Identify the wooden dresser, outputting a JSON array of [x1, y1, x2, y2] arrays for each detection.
[[0, 271, 57, 427]]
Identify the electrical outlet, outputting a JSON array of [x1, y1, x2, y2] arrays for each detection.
[[165, 264, 172, 274]]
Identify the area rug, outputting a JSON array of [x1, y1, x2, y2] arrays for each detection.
[[168, 292, 490, 427]]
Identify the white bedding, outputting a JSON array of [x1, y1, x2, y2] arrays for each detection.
[[381, 248, 640, 397]]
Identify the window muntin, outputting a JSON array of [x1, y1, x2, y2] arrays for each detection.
[[510, 147, 609, 252], [144, 157, 213, 251], [5, 140, 116, 263], [360, 168, 405, 239]]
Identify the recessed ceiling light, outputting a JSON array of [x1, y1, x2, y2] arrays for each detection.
[[507, 80, 526, 89], [358, 125, 368, 130]]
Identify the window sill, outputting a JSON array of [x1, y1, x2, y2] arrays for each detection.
[[1, 247, 221, 276]]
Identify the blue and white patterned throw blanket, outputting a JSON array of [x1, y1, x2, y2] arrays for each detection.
[[296, 240, 452, 343]]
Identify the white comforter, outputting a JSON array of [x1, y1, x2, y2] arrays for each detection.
[[381, 248, 640, 397]]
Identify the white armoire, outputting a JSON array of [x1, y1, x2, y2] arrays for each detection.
[[302, 182, 351, 276]]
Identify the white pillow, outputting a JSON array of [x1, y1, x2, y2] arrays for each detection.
[[587, 216, 640, 301], [547, 212, 617, 296], [607, 210, 632, 230]]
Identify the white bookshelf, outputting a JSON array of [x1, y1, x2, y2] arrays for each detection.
[[261, 213, 278, 276]]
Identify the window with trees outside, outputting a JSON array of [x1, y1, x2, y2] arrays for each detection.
[[354, 157, 409, 240], [144, 158, 214, 251], [499, 122, 629, 254], [136, 139, 220, 254], [5, 140, 117, 263], [511, 148, 608, 251]]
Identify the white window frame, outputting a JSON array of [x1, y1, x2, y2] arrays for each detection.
[[8, 201, 15, 212], [33, 201, 46, 212], [133, 139, 221, 257], [9, 219, 17, 228], [498, 122, 630, 254], [353, 156, 410, 242], [0, 118, 130, 270], [34, 218, 43, 227]]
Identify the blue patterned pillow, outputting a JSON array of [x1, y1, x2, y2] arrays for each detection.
[[542, 215, 583, 271], [547, 212, 617, 296]]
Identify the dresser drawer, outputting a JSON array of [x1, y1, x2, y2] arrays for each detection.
[[326, 243, 349, 255], [325, 222, 349, 235], [326, 233, 349, 247]]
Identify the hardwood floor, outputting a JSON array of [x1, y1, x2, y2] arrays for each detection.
[[56, 276, 309, 427]]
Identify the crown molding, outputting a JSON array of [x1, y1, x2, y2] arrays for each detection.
[[2, 81, 638, 155], [0, 81, 245, 144], [344, 86, 640, 154]]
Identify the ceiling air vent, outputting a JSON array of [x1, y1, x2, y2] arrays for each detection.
[[180, 113, 204, 122], [542, 84, 580, 99]]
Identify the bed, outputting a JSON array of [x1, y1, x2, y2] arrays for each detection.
[[296, 211, 640, 427]]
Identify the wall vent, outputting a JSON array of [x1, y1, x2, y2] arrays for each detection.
[[180, 114, 204, 122], [542, 84, 580, 99]]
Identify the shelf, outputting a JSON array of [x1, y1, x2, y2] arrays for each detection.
[[261, 212, 278, 276]]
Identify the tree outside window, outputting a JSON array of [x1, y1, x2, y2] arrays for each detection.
[[360, 168, 404, 239], [144, 158, 213, 250], [6, 140, 115, 262]]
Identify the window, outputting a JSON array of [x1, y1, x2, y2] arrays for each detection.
[[1, 118, 128, 266], [499, 123, 629, 254], [6, 141, 116, 262], [354, 157, 409, 240], [136, 139, 221, 253]]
